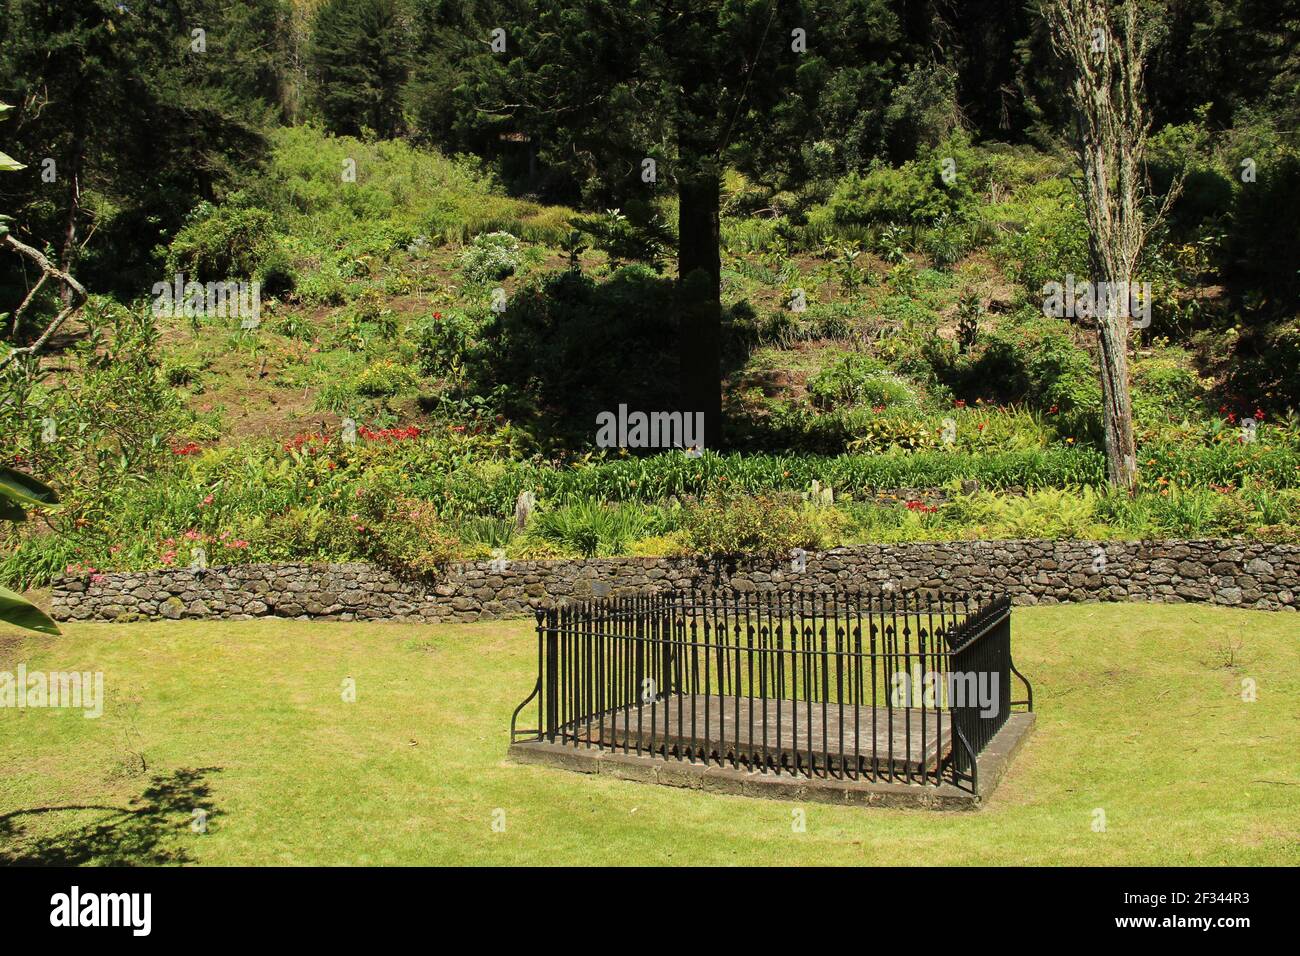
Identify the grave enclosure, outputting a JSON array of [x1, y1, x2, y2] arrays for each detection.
[[509, 589, 1035, 809]]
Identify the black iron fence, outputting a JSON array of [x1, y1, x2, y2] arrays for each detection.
[[511, 589, 1032, 791]]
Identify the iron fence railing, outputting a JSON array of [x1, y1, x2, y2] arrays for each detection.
[[511, 589, 1031, 791]]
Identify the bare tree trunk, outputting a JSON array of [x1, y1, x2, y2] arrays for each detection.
[[1096, 312, 1137, 487], [58, 129, 83, 308], [677, 170, 722, 451], [1043, 0, 1173, 494]]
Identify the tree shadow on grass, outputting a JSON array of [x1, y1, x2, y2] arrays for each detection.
[[0, 766, 221, 866]]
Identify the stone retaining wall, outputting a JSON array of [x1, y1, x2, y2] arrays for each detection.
[[49, 539, 1300, 623]]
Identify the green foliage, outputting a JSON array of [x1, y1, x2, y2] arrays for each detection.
[[0, 466, 60, 633], [928, 310, 1101, 439], [821, 137, 977, 228], [881, 63, 962, 160], [956, 291, 982, 353], [416, 310, 480, 377], [249, 126, 573, 263], [947, 487, 1107, 539], [680, 490, 814, 558], [309, 0, 410, 139], [0, 0, 278, 296], [920, 216, 971, 270], [166, 203, 279, 282], [0, 100, 22, 172], [457, 231, 521, 282], [807, 355, 916, 410], [469, 266, 677, 443], [992, 183, 1089, 298], [351, 488, 458, 575], [529, 499, 658, 558], [570, 209, 673, 270], [352, 360, 417, 397]]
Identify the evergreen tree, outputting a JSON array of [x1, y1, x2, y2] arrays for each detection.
[[0, 0, 279, 299], [309, 0, 412, 138], [452, 0, 904, 446]]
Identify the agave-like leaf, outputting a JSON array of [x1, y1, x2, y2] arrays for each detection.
[[0, 467, 58, 508], [0, 150, 24, 172], [0, 584, 61, 635]]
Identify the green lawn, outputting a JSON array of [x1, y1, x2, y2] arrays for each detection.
[[1, 603, 1296, 865]]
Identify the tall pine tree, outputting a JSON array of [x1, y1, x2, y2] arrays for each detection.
[[453, 0, 902, 447], [309, 0, 412, 138]]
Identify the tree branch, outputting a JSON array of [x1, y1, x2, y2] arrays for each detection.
[[0, 233, 88, 370]]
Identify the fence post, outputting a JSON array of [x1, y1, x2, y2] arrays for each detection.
[[544, 607, 559, 742]]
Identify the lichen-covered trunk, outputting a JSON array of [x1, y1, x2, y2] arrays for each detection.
[[1096, 295, 1138, 492]]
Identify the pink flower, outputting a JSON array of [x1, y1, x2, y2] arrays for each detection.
[[201, 494, 215, 506]]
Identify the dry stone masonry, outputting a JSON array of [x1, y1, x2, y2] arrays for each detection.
[[49, 539, 1300, 623]]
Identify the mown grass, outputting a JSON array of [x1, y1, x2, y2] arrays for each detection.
[[0, 604, 1296, 865]]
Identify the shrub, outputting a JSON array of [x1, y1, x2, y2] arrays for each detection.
[[808, 355, 916, 410], [822, 139, 976, 228], [468, 266, 677, 442], [161, 355, 204, 387], [166, 203, 279, 282], [845, 415, 938, 453], [920, 216, 971, 270], [571, 208, 673, 270], [803, 302, 856, 339], [295, 263, 348, 306], [529, 499, 656, 557], [416, 310, 479, 376], [993, 184, 1089, 298], [352, 360, 417, 397], [950, 487, 1107, 539], [680, 490, 816, 557], [458, 231, 521, 282], [354, 490, 459, 575]]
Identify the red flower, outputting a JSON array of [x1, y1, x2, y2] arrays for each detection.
[[954, 400, 966, 409], [359, 425, 423, 442], [1048, 405, 1058, 414], [284, 431, 331, 452], [171, 441, 202, 456]]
